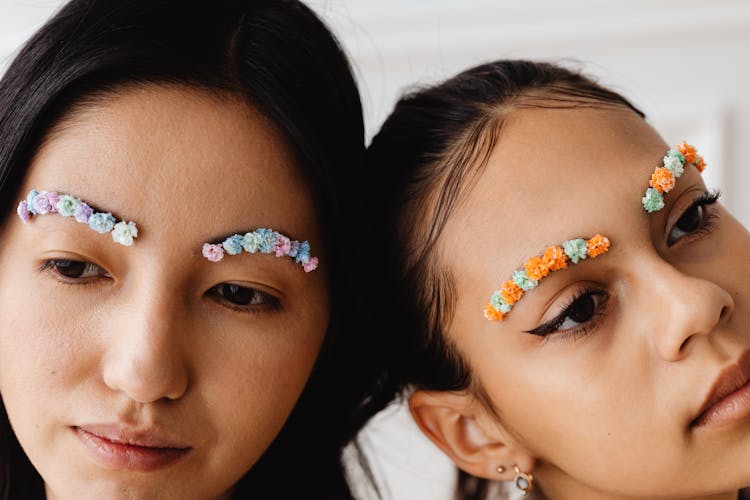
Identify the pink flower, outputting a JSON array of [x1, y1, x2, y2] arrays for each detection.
[[274, 235, 292, 257], [17, 201, 30, 223], [303, 257, 319, 273], [202, 243, 225, 262]]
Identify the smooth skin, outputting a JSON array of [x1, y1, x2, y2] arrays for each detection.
[[0, 85, 329, 500], [410, 105, 750, 499]]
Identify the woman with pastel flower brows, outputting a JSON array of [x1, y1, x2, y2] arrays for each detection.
[[0, 0, 382, 498], [364, 59, 750, 499]]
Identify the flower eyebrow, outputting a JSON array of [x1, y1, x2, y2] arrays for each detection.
[[483, 234, 610, 322], [201, 229, 319, 273], [17, 189, 138, 246]]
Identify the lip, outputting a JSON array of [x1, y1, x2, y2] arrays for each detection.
[[692, 350, 750, 429], [74, 424, 191, 471]]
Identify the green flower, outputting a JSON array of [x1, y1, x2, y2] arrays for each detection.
[[642, 187, 664, 213], [512, 270, 538, 291], [563, 238, 588, 264]]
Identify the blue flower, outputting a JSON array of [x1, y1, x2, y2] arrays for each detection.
[[25, 190, 39, 214], [222, 234, 244, 255], [256, 228, 277, 254], [242, 231, 262, 253], [88, 212, 116, 234], [295, 241, 311, 264]]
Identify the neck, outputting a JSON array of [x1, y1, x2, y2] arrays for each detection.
[[534, 464, 741, 500]]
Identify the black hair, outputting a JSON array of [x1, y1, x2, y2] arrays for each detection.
[[365, 59, 644, 500], [0, 1, 377, 498]]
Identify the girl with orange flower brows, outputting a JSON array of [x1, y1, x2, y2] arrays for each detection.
[[363, 60, 750, 499]]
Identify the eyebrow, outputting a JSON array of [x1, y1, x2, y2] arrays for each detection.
[[484, 234, 610, 321], [18, 189, 139, 246], [202, 227, 319, 272]]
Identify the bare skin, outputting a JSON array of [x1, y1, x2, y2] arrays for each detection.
[[0, 85, 329, 500], [410, 106, 750, 499]]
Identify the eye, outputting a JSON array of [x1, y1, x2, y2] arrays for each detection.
[[526, 289, 608, 338], [41, 259, 109, 282], [667, 190, 720, 246], [207, 283, 279, 312]]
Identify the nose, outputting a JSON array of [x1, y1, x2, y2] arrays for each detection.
[[101, 288, 189, 403], [634, 256, 734, 362]]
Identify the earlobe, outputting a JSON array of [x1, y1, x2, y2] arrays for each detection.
[[408, 389, 534, 481]]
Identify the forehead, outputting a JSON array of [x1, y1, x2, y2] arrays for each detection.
[[21, 85, 319, 248], [443, 106, 669, 283]]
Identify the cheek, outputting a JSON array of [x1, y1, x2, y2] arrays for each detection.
[[195, 306, 328, 467]]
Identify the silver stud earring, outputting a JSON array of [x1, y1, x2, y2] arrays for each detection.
[[513, 465, 534, 496], [496, 465, 506, 474]]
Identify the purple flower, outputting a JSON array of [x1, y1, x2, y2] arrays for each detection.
[[45, 192, 59, 213], [202, 243, 225, 262], [288, 240, 300, 258], [74, 203, 94, 224], [303, 257, 319, 273], [32, 191, 54, 214], [16, 200, 30, 223]]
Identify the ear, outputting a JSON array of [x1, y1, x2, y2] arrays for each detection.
[[408, 389, 535, 481]]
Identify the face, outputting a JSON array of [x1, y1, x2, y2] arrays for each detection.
[[0, 85, 329, 499], [440, 106, 750, 498]]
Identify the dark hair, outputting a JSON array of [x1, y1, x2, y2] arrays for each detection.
[[365, 60, 644, 500], [0, 1, 377, 498]]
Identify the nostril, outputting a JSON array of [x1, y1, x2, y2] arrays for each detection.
[[719, 304, 731, 322]]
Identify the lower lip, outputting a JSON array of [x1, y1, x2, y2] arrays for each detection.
[[693, 380, 750, 429], [74, 427, 190, 471]]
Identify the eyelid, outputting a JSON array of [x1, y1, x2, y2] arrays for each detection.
[[524, 283, 606, 336], [665, 189, 721, 246]]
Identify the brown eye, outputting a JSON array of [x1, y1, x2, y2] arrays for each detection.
[[667, 190, 720, 246], [208, 283, 278, 310], [47, 259, 106, 280], [675, 204, 702, 233], [567, 293, 596, 324]]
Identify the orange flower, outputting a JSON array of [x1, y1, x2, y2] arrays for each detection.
[[695, 155, 706, 173], [501, 280, 523, 305], [483, 303, 504, 321], [676, 141, 697, 164], [525, 256, 550, 282], [649, 167, 675, 194], [542, 245, 568, 272], [587, 234, 610, 258]]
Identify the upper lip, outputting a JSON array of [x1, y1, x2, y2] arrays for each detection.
[[692, 350, 750, 426], [75, 424, 191, 449]]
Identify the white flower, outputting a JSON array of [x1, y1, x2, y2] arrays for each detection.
[[111, 221, 139, 246], [663, 154, 685, 177]]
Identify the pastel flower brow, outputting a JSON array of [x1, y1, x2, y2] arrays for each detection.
[[17, 190, 138, 246], [202, 229, 319, 273], [484, 234, 610, 322]]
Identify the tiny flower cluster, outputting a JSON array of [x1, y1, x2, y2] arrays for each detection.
[[483, 234, 610, 321], [17, 190, 138, 246], [642, 142, 706, 213], [202, 229, 319, 272]]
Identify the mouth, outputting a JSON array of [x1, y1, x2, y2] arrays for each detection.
[[73, 425, 191, 471], [691, 350, 750, 429]]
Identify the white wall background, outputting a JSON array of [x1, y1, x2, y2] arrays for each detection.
[[2, 1, 749, 499]]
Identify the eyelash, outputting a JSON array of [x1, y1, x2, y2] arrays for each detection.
[[524, 190, 721, 343], [666, 189, 721, 246], [525, 288, 609, 342], [39, 259, 110, 286], [40, 259, 281, 315]]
